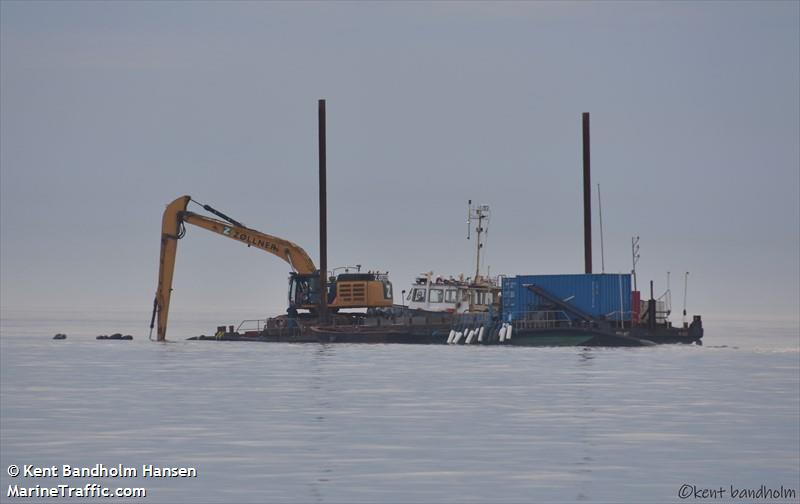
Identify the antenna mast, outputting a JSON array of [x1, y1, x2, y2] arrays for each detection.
[[467, 201, 490, 282], [682, 271, 689, 326]]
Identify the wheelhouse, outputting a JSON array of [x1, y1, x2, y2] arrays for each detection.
[[405, 273, 499, 313]]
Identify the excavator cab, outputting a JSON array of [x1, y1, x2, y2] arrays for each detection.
[[288, 271, 393, 311], [288, 272, 321, 308]]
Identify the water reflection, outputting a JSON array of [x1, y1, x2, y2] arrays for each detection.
[[308, 344, 336, 503], [574, 348, 595, 502]]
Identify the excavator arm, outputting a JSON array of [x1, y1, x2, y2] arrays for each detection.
[[151, 195, 316, 341]]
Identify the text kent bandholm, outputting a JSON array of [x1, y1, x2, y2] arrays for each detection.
[[24, 464, 197, 478]]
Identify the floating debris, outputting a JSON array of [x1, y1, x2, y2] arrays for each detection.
[[53, 333, 67, 340]]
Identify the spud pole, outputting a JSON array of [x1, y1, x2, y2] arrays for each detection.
[[318, 99, 328, 324]]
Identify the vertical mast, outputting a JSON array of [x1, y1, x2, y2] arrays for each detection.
[[467, 202, 490, 282], [598, 183, 605, 273], [475, 209, 483, 282], [318, 99, 328, 324], [582, 112, 592, 274], [682, 272, 689, 326], [631, 235, 640, 291]]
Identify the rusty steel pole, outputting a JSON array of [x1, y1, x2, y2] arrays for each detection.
[[318, 99, 328, 324], [582, 112, 592, 275]]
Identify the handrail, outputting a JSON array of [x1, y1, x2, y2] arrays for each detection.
[[236, 319, 267, 333], [511, 310, 574, 330]]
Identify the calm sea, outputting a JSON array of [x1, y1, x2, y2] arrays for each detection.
[[1, 309, 798, 504]]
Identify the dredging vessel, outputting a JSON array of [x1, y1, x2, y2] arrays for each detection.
[[151, 104, 703, 347]]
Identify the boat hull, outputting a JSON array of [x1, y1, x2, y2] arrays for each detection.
[[187, 310, 699, 348], [504, 327, 654, 347], [189, 324, 659, 347]]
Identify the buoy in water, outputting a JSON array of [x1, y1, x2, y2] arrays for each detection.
[[53, 333, 66, 340]]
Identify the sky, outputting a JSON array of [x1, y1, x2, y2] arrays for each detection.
[[1, 1, 798, 326]]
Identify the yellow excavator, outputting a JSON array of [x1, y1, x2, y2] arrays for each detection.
[[150, 195, 393, 341]]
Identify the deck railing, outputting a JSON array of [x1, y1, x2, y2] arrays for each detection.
[[236, 319, 267, 333], [511, 310, 574, 330]]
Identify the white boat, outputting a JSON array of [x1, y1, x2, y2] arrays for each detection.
[[403, 202, 500, 314], [405, 272, 500, 313]]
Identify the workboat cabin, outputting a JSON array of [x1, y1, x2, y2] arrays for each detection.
[[405, 273, 500, 313]]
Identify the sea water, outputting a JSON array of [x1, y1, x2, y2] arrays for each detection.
[[1, 310, 798, 503]]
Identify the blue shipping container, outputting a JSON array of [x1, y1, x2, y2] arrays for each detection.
[[503, 274, 631, 322], [501, 276, 517, 316]]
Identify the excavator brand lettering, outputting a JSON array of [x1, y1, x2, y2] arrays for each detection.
[[233, 230, 279, 252]]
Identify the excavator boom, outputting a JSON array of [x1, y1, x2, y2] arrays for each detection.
[[152, 195, 316, 341]]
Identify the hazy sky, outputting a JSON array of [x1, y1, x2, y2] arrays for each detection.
[[1, 1, 798, 325]]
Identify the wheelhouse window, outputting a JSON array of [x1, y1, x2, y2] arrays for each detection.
[[383, 281, 393, 300], [412, 288, 426, 302], [429, 289, 444, 303], [473, 291, 487, 305], [472, 291, 493, 305], [445, 289, 458, 303]]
